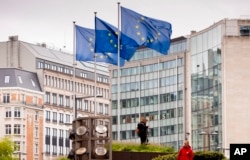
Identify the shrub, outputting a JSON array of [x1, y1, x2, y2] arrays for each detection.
[[152, 151, 225, 160], [112, 141, 174, 153]]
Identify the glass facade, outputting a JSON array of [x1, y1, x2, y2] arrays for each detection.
[[111, 38, 187, 150], [190, 24, 222, 151]]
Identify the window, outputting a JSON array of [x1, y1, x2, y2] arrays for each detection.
[[45, 127, 50, 136], [52, 93, 57, 105], [59, 95, 63, 106], [80, 72, 87, 78], [6, 107, 11, 117], [21, 94, 25, 104], [92, 101, 95, 113], [14, 124, 21, 134], [45, 92, 50, 104], [59, 129, 64, 155], [5, 124, 11, 134], [35, 143, 38, 154], [84, 100, 88, 111], [99, 103, 103, 114], [46, 145, 50, 154], [18, 76, 23, 84], [65, 114, 70, 123], [65, 96, 70, 107], [240, 26, 250, 36], [35, 111, 38, 121], [33, 96, 37, 105], [52, 128, 57, 155], [59, 113, 64, 123], [104, 104, 109, 115], [35, 127, 38, 137], [3, 93, 10, 103], [4, 76, 10, 83], [46, 111, 51, 121], [14, 141, 20, 151], [31, 79, 36, 87], [14, 108, 21, 117], [76, 99, 82, 110], [52, 112, 57, 123]]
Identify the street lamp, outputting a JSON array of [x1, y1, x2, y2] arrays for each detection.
[[199, 131, 218, 151], [74, 94, 102, 119]]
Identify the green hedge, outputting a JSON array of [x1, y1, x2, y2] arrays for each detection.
[[59, 151, 226, 160], [112, 141, 174, 153], [152, 151, 226, 160]]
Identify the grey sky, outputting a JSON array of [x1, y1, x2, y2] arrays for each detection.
[[1, 0, 250, 53]]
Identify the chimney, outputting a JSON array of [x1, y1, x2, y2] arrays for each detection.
[[41, 43, 47, 48], [190, 30, 196, 35], [9, 35, 18, 41]]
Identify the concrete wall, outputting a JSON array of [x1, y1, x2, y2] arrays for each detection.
[[223, 36, 250, 153]]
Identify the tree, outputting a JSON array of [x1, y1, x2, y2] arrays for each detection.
[[0, 137, 15, 160]]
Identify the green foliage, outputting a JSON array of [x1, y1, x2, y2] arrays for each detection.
[[152, 151, 225, 160], [0, 137, 16, 160], [112, 141, 174, 153], [193, 151, 225, 160], [152, 153, 178, 160]]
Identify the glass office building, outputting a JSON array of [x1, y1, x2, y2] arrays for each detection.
[[110, 18, 250, 157], [190, 23, 222, 151], [110, 36, 188, 150]]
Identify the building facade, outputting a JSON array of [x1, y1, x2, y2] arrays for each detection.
[[190, 18, 250, 158], [0, 37, 111, 159], [0, 68, 44, 160], [110, 36, 190, 150]]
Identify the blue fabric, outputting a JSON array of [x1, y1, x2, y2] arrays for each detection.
[[95, 16, 118, 54], [75, 25, 125, 66], [121, 7, 172, 56], [95, 16, 138, 61]]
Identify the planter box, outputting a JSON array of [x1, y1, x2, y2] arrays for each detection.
[[112, 151, 167, 160]]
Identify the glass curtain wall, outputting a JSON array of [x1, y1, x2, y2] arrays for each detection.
[[191, 25, 222, 151], [111, 40, 186, 150]]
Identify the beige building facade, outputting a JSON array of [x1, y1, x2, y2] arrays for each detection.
[[0, 37, 110, 159], [0, 69, 44, 160]]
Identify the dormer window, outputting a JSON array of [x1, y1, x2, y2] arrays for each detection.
[[31, 79, 36, 87], [18, 76, 23, 84], [4, 76, 10, 83]]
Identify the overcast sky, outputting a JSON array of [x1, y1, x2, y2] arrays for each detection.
[[1, 0, 250, 53]]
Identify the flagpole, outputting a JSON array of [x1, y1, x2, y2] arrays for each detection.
[[176, 55, 179, 150], [73, 21, 76, 119], [94, 12, 97, 116], [117, 2, 121, 141]]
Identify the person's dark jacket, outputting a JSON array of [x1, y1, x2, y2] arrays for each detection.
[[137, 122, 148, 137]]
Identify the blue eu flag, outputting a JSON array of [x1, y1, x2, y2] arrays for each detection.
[[75, 25, 125, 66], [95, 16, 138, 61], [95, 17, 118, 54], [121, 7, 172, 56]]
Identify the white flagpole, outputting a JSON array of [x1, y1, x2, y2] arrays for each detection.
[[73, 21, 76, 119], [94, 12, 97, 116], [176, 55, 179, 149], [117, 2, 121, 141]]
